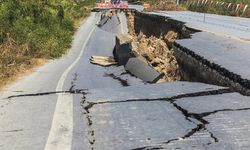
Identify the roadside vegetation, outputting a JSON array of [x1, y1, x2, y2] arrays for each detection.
[[137, 0, 186, 11], [0, 0, 95, 88], [186, 0, 250, 17]]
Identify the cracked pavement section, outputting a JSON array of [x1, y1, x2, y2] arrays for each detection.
[[130, 92, 250, 150], [81, 82, 231, 150], [166, 93, 250, 149]]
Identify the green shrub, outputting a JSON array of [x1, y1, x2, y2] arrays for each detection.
[[0, 0, 95, 58]]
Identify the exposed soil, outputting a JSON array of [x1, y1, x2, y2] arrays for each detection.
[[127, 12, 181, 82], [127, 11, 135, 36]]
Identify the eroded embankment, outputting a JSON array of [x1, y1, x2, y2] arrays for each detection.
[[127, 11, 185, 82], [127, 10, 250, 95]]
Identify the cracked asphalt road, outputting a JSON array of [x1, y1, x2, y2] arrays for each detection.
[[1, 10, 250, 150]]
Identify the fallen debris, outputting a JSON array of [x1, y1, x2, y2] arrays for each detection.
[[90, 56, 117, 66], [127, 12, 181, 82], [131, 32, 181, 82]]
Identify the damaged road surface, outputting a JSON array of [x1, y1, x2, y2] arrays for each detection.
[[1, 8, 250, 150]]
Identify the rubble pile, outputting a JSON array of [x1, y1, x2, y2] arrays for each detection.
[[131, 32, 181, 82], [125, 11, 181, 82]]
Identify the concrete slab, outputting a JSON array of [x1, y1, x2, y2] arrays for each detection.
[[0, 95, 58, 150], [115, 34, 132, 65], [154, 93, 250, 149], [125, 57, 163, 83], [88, 101, 197, 150], [176, 92, 250, 114], [83, 82, 229, 150], [175, 32, 250, 81], [118, 92, 250, 149], [205, 110, 250, 150]]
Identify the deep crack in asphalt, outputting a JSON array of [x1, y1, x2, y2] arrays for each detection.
[[104, 73, 129, 86], [83, 88, 231, 109], [81, 95, 95, 150], [3, 89, 88, 100]]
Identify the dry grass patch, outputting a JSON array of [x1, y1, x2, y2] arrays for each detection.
[[144, 0, 186, 11], [0, 36, 47, 90]]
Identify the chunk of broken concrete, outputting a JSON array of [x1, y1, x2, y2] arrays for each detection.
[[114, 34, 133, 65], [125, 56, 164, 83]]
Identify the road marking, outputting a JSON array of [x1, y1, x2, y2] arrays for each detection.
[[44, 25, 96, 150]]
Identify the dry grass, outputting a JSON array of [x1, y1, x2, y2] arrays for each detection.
[[0, 36, 47, 91], [144, 0, 186, 11]]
